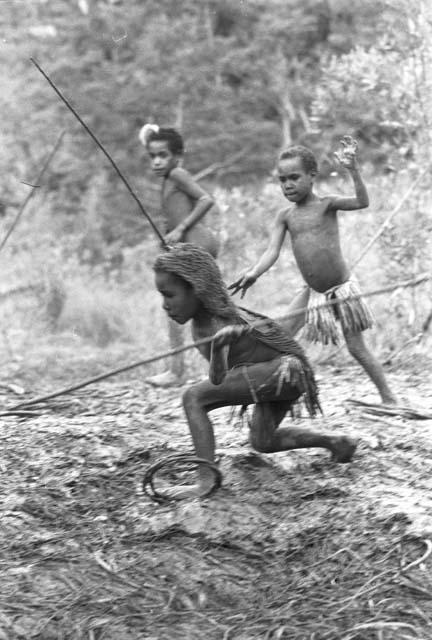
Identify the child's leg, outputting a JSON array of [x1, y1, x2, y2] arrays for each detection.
[[249, 402, 356, 462], [147, 318, 185, 386], [278, 287, 310, 337], [182, 361, 301, 470], [179, 360, 356, 497], [343, 329, 396, 404]]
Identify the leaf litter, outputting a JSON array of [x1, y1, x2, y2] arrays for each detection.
[[0, 364, 431, 639]]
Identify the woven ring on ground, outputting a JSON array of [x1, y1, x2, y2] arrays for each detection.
[[142, 453, 222, 503]]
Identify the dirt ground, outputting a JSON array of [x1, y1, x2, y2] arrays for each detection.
[[1, 357, 432, 640]]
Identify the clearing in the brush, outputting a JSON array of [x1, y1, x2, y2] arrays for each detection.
[[154, 244, 357, 499], [230, 136, 396, 405]]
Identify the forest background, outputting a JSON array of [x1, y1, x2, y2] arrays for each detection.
[[1, 0, 431, 382]]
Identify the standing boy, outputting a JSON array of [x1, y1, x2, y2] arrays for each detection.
[[230, 137, 396, 405], [140, 124, 220, 387]]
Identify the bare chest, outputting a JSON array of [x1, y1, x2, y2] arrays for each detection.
[[286, 201, 333, 238]]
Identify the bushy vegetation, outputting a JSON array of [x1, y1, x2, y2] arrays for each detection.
[[2, 1, 432, 238], [0, 0, 431, 378]]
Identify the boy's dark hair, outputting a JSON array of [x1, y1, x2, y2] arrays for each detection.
[[279, 145, 318, 174], [147, 127, 184, 155]]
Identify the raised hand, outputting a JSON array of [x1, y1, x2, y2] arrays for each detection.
[[228, 270, 257, 298], [164, 225, 185, 245], [213, 325, 246, 349], [334, 135, 358, 169]]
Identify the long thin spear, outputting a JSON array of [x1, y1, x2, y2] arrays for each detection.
[[30, 57, 168, 249], [0, 131, 65, 254]]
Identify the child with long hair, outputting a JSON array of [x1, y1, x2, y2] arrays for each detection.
[[154, 243, 356, 499]]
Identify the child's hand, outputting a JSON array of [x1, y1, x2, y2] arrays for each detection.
[[164, 225, 186, 244], [334, 135, 358, 169], [228, 270, 257, 298], [213, 325, 246, 349]]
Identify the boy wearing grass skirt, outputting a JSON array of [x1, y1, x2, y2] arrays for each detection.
[[230, 137, 396, 405], [154, 244, 357, 499]]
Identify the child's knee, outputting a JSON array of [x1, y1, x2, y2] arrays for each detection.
[[183, 386, 197, 408], [345, 332, 366, 356], [345, 334, 379, 371], [182, 384, 206, 410]]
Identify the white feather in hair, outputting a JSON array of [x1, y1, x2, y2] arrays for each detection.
[[138, 123, 160, 146]]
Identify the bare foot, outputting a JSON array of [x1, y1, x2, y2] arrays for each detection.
[[330, 436, 357, 463], [147, 370, 183, 388]]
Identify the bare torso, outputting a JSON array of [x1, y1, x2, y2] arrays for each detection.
[[284, 194, 350, 293], [192, 317, 281, 368], [162, 177, 220, 257]]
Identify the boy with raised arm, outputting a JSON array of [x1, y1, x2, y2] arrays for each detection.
[[154, 243, 357, 499], [230, 136, 396, 405]]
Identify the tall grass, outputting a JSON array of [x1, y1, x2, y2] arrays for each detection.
[[1, 170, 431, 383]]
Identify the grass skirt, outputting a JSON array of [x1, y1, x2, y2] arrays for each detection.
[[302, 278, 374, 345]]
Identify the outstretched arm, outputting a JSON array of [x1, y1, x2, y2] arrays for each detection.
[[330, 136, 369, 211], [165, 168, 214, 243], [229, 209, 287, 297], [209, 326, 245, 385]]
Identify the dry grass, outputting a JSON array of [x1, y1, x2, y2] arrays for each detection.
[[1, 370, 432, 640]]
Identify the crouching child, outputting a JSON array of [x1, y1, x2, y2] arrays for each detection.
[[154, 244, 357, 498]]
